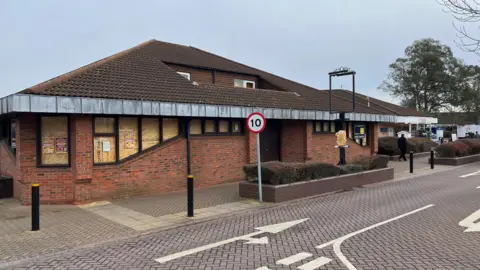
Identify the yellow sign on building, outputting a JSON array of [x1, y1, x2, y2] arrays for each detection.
[[335, 130, 347, 147]]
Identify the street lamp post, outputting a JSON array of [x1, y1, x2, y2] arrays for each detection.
[[328, 67, 356, 165]]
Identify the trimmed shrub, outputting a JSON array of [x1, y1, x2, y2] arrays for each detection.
[[452, 141, 471, 157], [243, 161, 343, 185], [338, 164, 364, 175], [435, 141, 471, 158], [418, 141, 438, 152], [352, 155, 390, 170], [378, 137, 417, 156], [304, 162, 343, 179], [435, 144, 456, 158], [457, 139, 480, 154], [370, 155, 390, 170]]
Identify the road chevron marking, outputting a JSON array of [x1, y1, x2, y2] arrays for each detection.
[[276, 252, 312, 265], [297, 256, 332, 270], [154, 218, 309, 263], [316, 204, 435, 270]]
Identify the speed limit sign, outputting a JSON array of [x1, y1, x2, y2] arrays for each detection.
[[246, 112, 266, 133], [246, 112, 266, 202]]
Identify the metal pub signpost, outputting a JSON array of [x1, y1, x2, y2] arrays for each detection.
[[246, 112, 266, 202]]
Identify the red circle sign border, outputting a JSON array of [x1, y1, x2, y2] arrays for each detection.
[[246, 112, 266, 134]]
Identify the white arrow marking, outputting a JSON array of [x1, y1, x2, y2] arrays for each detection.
[[297, 256, 332, 270], [154, 218, 309, 263], [276, 252, 312, 265], [459, 209, 480, 232], [244, 236, 269, 245], [459, 170, 480, 178]]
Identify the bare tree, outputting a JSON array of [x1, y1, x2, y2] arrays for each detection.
[[438, 0, 480, 54]]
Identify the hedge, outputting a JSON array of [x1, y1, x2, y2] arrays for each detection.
[[243, 156, 389, 185], [352, 155, 390, 170], [378, 137, 417, 156], [378, 137, 438, 156], [435, 141, 471, 158]]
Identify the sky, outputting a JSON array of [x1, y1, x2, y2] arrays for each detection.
[[1, 0, 479, 103]]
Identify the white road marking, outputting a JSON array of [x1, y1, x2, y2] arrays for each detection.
[[154, 218, 309, 263], [459, 170, 480, 178], [459, 209, 480, 232], [316, 204, 435, 270], [255, 267, 272, 270], [477, 186, 480, 189], [276, 252, 312, 266], [244, 236, 269, 245], [297, 256, 332, 270]]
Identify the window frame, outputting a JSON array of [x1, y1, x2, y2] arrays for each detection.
[[177, 71, 191, 81], [234, 79, 256, 89], [313, 121, 335, 134], [37, 114, 71, 168], [189, 118, 244, 137], [93, 116, 181, 166]]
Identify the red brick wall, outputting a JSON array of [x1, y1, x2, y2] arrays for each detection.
[[307, 121, 372, 164], [17, 113, 74, 204], [281, 120, 306, 162], [190, 135, 248, 186], [91, 139, 187, 200]]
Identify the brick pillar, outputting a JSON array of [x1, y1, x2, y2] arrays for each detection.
[[71, 116, 93, 203], [247, 131, 257, 163], [370, 123, 379, 155], [305, 121, 313, 161], [16, 113, 37, 204]]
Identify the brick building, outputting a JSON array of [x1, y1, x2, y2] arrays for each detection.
[[0, 40, 436, 204]]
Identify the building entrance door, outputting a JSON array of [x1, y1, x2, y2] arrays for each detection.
[[259, 120, 280, 162]]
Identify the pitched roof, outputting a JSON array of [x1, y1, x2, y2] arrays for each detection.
[[20, 39, 425, 116]]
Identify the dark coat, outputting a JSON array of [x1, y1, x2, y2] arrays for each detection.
[[398, 137, 407, 151]]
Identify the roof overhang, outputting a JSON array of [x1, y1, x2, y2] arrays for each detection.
[[0, 94, 437, 124]]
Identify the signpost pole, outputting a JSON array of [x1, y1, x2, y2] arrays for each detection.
[[256, 133, 262, 202]]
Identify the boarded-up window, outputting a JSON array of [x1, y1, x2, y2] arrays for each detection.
[[40, 116, 69, 165], [232, 120, 242, 133], [163, 118, 179, 141], [119, 117, 139, 160], [95, 117, 115, 133], [142, 118, 160, 150], [190, 119, 202, 135], [94, 137, 116, 163], [204, 120, 216, 133], [219, 120, 229, 133]]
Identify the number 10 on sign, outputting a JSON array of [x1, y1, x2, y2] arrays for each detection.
[[246, 112, 266, 202]]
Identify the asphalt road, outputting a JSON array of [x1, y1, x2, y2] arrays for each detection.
[[5, 164, 480, 270]]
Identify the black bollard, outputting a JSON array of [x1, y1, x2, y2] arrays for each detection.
[[430, 150, 434, 169], [31, 184, 40, 231], [187, 175, 194, 217], [410, 151, 414, 174]]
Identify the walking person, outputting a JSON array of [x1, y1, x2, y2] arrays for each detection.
[[398, 134, 407, 161]]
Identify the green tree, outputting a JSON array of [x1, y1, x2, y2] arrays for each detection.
[[379, 38, 462, 113], [456, 65, 480, 123]]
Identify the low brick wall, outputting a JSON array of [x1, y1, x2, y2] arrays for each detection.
[[429, 154, 480, 166], [239, 167, 394, 203]]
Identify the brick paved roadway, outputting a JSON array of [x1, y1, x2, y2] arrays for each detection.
[[4, 164, 480, 269]]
